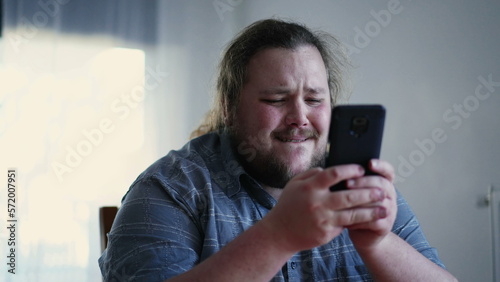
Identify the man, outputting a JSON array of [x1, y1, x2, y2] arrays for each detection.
[[99, 19, 457, 281]]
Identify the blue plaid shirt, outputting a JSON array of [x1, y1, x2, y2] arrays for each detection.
[[99, 132, 445, 281]]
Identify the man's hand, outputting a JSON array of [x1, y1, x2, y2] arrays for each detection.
[[260, 163, 389, 254], [345, 159, 397, 251]]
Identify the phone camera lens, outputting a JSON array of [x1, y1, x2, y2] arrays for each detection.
[[350, 116, 369, 137]]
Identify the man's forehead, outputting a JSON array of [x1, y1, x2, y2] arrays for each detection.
[[249, 45, 322, 61], [244, 46, 327, 81]]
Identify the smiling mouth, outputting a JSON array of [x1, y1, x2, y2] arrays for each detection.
[[273, 128, 319, 143], [276, 137, 309, 143]]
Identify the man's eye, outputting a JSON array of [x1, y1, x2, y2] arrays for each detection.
[[306, 99, 323, 105], [262, 99, 285, 104]]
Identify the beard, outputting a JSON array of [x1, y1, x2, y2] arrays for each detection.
[[228, 126, 326, 189]]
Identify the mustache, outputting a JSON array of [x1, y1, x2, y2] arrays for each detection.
[[272, 127, 320, 140]]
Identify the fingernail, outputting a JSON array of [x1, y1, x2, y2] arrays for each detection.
[[378, 207, 387, 218], [358, 166, 365, 175], [347, 179, 355, 187], [373, 189, 384, 201], [371, 159, 378, 168]]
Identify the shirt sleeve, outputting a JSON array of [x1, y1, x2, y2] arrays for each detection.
[[98, 176, 203, 282], [392, 190, 446, 269]]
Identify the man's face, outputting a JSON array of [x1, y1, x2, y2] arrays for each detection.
[[230, 45, 331, 188]]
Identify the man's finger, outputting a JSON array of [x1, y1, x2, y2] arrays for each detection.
[[369, 159, 395, 182], [311, 165, 365, 189], [346, 176, 390, 193], [332, 206, 387, 226], [326, 188, 385, 210]]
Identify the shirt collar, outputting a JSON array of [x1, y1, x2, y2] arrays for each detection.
[[217, 131, 248, 197], [217, 132, 277, 208]]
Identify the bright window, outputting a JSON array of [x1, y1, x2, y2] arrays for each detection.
[[0, 34, 155, 280]]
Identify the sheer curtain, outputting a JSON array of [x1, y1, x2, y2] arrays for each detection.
[[0, 0, 247, 279], [1, 0, 241, 280], [1, 1, 157, 281]]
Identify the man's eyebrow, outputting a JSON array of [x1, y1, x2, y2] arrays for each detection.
[[305, 87, 328, 94], [258, 88, 291, 95], [258, 87, 328, 95]]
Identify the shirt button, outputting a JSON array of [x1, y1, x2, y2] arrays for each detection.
[[291, 261, 296, 269]]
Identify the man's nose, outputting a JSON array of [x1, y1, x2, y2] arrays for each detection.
[[285, 101, 308, 127]]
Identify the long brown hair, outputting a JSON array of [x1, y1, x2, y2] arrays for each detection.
[[190, 19, 351, 139]]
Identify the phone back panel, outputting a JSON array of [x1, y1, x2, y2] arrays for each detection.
[[325, 105, 386, 172]]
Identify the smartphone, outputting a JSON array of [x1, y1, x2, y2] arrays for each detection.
[[325, 104, 386, 191]]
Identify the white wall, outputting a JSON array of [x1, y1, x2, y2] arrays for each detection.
[[155, 1, 500, 281], [3, 0, 497, 280]]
